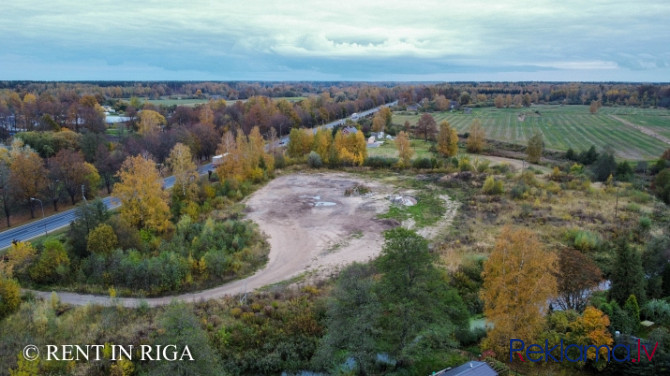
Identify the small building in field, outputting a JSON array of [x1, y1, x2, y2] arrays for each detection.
[[431, 361, 498, 376]]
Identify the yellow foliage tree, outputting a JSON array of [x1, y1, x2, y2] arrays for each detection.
[[9, 143, 47, 218], [138, 110, 166, 135], [395, 131, 414, 167], [572, 306, 613, 361], [313, 128, 333, 164], [436, 120, 459, 157], [167, 143, 198, 199], [333, 130, 367, 166], [287, 128, 314, 158], [372, 112, 385, 133], [114, 155, 171, 232], [87, 223, 118, 255], [466, 119, 486, 153], [481, 226, 557, 357], [216, 127, 273, 183], [3, 241, 36, 278]]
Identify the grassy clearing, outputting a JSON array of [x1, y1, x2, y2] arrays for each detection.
[[393, 105, 670, 160], [366, 138, 434, 159], [378, 191, 446, 228]]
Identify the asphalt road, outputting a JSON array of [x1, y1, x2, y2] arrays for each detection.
[[0, 163, 213, 250]]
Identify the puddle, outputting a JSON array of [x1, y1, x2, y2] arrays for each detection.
[[314, 201, 337, 207]]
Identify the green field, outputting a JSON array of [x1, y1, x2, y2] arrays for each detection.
[[393, 105, 670, 160], [367, 139, 434, 159]]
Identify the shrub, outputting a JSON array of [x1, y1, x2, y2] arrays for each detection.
[[458, 156, 473, 172], [87, 224, 118, 255], [364, 156, 398, 168], [482, 176, 504, 195], [306, 151, 322, 168], [509, 182, 529, 199], [573, 230, 600, 252], [412, 158, 433, 169]]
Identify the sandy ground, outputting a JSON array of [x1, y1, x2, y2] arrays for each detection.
[[29, 172, 399, 307]]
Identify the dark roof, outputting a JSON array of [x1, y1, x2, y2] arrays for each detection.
[[433, 361, 497, 376]]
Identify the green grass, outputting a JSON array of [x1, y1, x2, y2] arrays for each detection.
[[394, 105, 670, 160], [367, 139, 434, 159], [378, 192, 445, 228]]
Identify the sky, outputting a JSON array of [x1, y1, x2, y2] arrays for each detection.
[[1, 0, 669, 82]]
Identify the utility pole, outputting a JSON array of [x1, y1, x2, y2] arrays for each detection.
[[31, 197, 47, 235]]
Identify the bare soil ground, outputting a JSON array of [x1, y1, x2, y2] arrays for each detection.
[[31, 172, 401, 307]]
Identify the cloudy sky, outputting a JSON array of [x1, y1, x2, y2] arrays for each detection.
[[1, 0, 669, 81]]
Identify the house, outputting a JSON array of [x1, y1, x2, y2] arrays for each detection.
[[464, 107, 473, 114], [450, 100, 460, 110], [431, 361, 497, 376], [407, 104, 419, 111], [341, 126, 358, 135]]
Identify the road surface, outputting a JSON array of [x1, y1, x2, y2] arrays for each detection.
[[0, 163, 213, 250]]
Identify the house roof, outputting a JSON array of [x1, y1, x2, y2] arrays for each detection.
[[432, 361, 497, 376], [342, 126, 358, 134]]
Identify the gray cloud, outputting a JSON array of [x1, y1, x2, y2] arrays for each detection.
[[1, 0, 669, 81]]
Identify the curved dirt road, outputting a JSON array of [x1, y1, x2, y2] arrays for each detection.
[[28, 173, 399, 307]]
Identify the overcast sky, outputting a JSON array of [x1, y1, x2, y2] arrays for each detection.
[[1, 0, 669, 81]]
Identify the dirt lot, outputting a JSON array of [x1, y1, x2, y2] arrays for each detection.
[[31, 172, 402, 306], [244, 172, 397, 283]]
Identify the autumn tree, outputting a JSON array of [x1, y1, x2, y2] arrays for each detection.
[[434, 94, 449, 111], [494, 95, 504, 108], [3, 241, 37, 280], [114, 155, 171, 233], [313, 128, 333, 164], [138, 109, 166, 135], [167, 143, 198, 200], [415, 113, 437, 141], [589, 100, 602, 114], [0, 276, 20, 319], [0, 151, 12, 227], [30, 239, 70, 284], [332, 130, 367, 166], [87, 223, 118, 255], [95, 145, 126, 194], [216, 127, 274, 183], [9, 141, 47, 218], [371, 112, 385, 133], [287, 128, 314, 158], [481, 226, 557, 356], [526, 130, 543, 163], [466, 119, 486, 153], [50, 149, 100, 204], [575, 307, 614, 364], [436, 120, 459, 157], [395, 131, 414, 167], [556, 248, 603, 311]]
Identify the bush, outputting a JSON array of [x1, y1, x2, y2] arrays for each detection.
[[573, 230, 601, 252], [509, 182, 529, 199], [482, 176, 504, 195], [30, 239, 70, 284], [412, 158, 433, 169], [364, 156, 398, 168], [306, 151, 322, 168]]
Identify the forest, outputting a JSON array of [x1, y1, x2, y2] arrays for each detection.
[[1, 81, 670, 375]]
